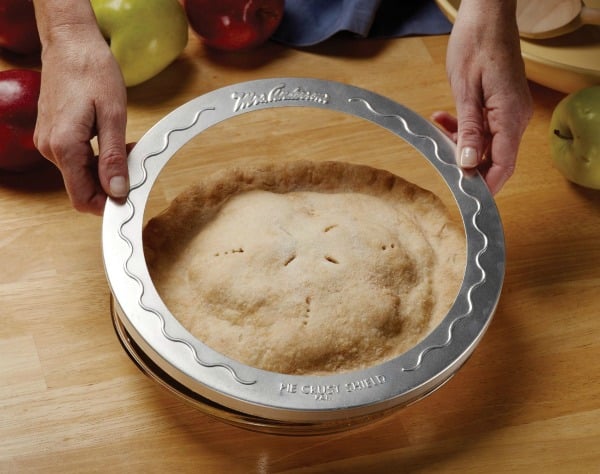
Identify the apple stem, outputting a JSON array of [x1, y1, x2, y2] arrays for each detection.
[[553, 129, 573, 140]]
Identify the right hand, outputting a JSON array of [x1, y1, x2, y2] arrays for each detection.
[[34, 24, 130, 215]]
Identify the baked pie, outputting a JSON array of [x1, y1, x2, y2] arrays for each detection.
[[143, 160, 465, 375]]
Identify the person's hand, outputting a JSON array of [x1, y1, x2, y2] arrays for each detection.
[[34, 28, 129, 215], [33, 1, 129, 215], [434, 0, 532, 195]]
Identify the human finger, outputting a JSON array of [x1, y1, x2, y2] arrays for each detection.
[[482, 119, 520, 195], [58, 144, 107, 215], [431, 111, 458, 142], [95, 95, 129, 205], [454, 94, 487, 171]]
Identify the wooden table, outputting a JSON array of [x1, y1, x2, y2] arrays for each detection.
[[1, 32, 599, 473]]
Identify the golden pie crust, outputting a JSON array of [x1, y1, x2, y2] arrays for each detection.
[[143, 160, 465, 375]]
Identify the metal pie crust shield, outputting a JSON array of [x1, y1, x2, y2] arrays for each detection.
[[102, 78, 505, 434]]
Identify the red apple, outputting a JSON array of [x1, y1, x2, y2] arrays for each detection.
[[0, 69, 46, 172], [184, 0, 284, 51], [0, 0, 41, 56]]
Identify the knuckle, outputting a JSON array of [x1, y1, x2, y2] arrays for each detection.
[[70, 190, 105, 215], [507, 91, 533, 132], [99, 147, 126, 170], [33, 126, 51, 159], [47, 133, 73, 166], [459, 118, 485, 142], [502, 163, 516, 178], [71, 198, 91, 213], [99, 101, 127, 127], [35, 126, 76, 166]]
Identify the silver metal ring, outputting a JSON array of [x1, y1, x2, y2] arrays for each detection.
[[102, 78, 504, 432]]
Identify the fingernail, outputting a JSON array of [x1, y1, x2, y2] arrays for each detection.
[[109, 176, 129, 198], [459, 147, 478, 168]]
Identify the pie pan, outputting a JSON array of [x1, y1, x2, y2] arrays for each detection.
[[102, 78, 505, 435]]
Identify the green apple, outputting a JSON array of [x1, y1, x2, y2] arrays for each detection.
[[549, 85, 600, 190], [91, 0, 189, 87]]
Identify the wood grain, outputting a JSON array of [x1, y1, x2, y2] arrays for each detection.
[[1, 32, 599, 473]]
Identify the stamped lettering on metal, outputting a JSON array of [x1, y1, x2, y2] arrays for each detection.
[[345, 375, 387, 392], [279, 382, 339, 401], [279, 375, 387, 402], [231, 84, 329, 112]]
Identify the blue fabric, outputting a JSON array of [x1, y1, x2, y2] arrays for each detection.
[[272, 0, 452, 47]]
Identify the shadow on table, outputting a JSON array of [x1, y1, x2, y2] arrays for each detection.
[[0, 160, 64, 194]]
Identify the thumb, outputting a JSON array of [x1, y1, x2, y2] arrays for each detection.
[[96, 118, 129, 201], [455, 103, 486, 170], [98, 140, 129, 200]]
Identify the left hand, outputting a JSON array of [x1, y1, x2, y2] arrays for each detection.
[[434, 0, 532, 195]]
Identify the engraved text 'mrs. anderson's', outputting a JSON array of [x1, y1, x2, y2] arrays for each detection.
[[231, 84, 330, 112]]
